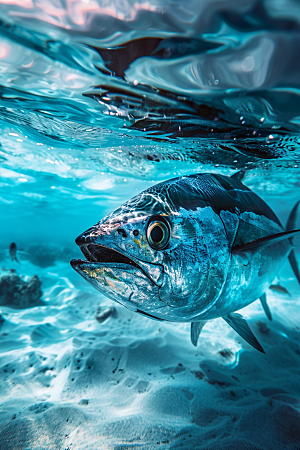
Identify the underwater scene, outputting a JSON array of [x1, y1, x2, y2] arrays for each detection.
[[1, 1, 300, 449]]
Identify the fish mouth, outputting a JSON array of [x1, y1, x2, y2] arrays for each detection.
[[71, 243, 160, 286], [71, 242, 165, 312]]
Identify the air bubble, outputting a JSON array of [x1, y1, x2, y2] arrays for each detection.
[[265, 134, 280, 143]]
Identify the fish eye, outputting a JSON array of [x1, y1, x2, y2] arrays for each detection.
[[146, 215, 170, 250]]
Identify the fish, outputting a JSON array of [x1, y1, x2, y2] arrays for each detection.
[[9, 243, 20, 263], [269, 284, 291, 296], [71, 172, 300, 353]]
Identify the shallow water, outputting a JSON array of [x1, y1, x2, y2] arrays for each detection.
[[1, 1, 300, 449]]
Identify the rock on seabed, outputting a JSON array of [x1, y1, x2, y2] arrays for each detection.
[[0, 272, 43, 308]]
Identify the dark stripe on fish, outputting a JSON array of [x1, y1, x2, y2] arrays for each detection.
[[144, 174, 282, 227], [176, 174, 281, 225], [136, 309, 165, 321]]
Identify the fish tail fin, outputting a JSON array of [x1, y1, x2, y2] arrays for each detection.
[[14, 256, 21, 264], [286, 200, 300, 285]]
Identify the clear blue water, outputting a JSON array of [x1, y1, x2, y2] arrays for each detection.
[[1, 1, 300, 449]]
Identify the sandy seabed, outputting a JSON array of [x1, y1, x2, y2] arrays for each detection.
[[1, 256, 300, 450]]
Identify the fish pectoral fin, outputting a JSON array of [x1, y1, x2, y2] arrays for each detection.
[[260, 293, 272, 321], [190, 321, 206, 347], [232, 229, 300, 256], [223, 313, 265, 353]]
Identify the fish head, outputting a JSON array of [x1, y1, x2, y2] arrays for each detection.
[[71, 177, 228, 321]]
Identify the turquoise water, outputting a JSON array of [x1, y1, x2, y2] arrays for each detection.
[[1, 2, 300, 449]]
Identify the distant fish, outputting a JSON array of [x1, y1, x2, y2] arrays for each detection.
[[71, 172, 300, 353], [269, 284, 291, 296], [9, 243, 20, 264], [218, 348, 234, 359]]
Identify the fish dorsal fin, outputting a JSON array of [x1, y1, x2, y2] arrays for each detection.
[[232, 229, 300, 256], [190, 321, 206, 346], [260, 293, 272, 321], [223, 313, 265, 353], [230, 170, 248, 183]]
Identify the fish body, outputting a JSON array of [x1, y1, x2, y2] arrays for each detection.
[[71, 173, 299, 351], [9, 243, 20, 263], [269, 284, 291, 296]]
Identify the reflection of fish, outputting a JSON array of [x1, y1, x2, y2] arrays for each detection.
[[9, 243, 20, 264], [71, 172, 300, 353], [269, 284, 291, 296]]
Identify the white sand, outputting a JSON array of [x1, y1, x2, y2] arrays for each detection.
[[1, 255, 300, 450]]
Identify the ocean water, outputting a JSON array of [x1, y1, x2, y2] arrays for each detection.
[[1, 1, 300, 449]]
